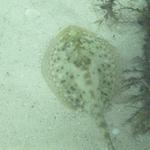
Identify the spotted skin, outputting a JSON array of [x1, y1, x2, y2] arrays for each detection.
[[41, 25, 120, 150]]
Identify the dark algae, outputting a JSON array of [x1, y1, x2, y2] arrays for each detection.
[[123, 0, 150, 135]]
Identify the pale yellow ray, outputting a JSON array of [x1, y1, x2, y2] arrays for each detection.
[[41, 25, 121, 150]]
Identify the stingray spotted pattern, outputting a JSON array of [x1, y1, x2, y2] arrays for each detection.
[[41, 25, 120, 150]]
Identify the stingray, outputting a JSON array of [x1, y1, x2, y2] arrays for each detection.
[[41, 25, 121, 150]]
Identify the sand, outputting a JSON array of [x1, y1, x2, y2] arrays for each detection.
[[0, 0, 149, 150]]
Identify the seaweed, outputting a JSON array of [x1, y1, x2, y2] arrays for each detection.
[[93, 0, 150, 136], [93, 0, 118, 24], [93, 0, 149, 25], [123, 0, 150, 135]]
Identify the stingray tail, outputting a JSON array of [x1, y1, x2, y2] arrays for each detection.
[[94, 114, 115, 150]]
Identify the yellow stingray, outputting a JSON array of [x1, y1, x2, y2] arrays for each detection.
[[41, 25, 121, 150]]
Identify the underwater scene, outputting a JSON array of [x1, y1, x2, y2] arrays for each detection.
[[0, 0, 149, 150]]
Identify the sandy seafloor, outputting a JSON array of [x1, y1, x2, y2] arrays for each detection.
[[0, 0, 149, 150]]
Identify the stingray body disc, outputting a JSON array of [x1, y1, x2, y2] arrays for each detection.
[[41, 25, 120, 112]]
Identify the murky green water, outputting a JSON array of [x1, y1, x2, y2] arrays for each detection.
[[0, 0, 149, 150]]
